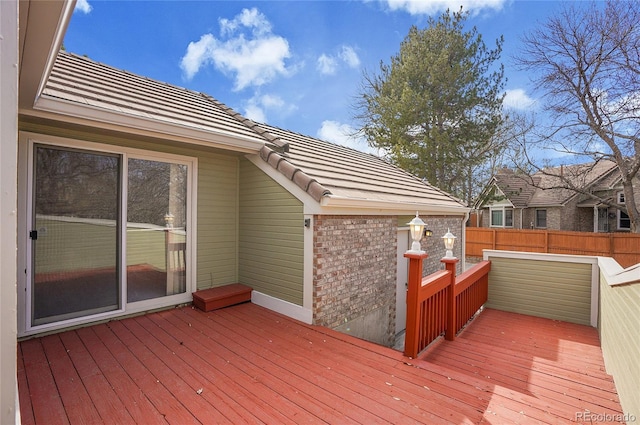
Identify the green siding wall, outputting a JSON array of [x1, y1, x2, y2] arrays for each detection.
[[238, 159, 304, 305], [485, 256, 592, 325], [21, 123, 241, 291], [599, 276, 640, 422]]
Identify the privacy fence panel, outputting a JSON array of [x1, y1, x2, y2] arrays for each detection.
[[467, 228, 640, 268]]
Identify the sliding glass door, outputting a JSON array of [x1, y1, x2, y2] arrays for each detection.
[[29, 142, 193, 329], [127, 158, 188, 302], [32, 145, 121, 325]]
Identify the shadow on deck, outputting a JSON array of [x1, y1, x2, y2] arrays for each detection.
[[18, 304, 623, 424]]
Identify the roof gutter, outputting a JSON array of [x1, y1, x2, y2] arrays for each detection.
[[25, 97, 266, 153], [320, 195, 470, 215]]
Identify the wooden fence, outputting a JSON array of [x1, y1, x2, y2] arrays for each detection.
[[403, 252, 491, 358], [466, 228, 640, 268]]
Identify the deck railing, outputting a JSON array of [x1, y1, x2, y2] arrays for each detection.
[[403, 252, 491, 358]]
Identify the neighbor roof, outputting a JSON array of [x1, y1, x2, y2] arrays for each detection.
[[28, 51, 273, 152], [480, 161, 619, 208], [256, 124, 467, 212]]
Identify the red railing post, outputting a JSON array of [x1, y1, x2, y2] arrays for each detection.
[[403, 251, 428, 358], [442, 258, 459, 341]]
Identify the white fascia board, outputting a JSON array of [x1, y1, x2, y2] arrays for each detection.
[[598, 256, 640, 286], [27, 97, 265, 153], [319, 195, 469, 216]]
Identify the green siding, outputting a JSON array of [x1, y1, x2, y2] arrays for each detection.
[[238, 159, 304, 305], [599, 276, 640, 421], [21, 123, 242, 290], [485, 256, 592, 325]]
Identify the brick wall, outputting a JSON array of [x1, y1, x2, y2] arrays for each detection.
[[313, 215, 397, 346]]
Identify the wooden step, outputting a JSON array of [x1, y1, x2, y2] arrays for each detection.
[[192, 284, 253, 312]]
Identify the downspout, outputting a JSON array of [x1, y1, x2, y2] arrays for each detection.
[[462, 211, 469, 270], [593, 205, 598, 233]]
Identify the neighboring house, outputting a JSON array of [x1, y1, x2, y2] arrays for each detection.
[[1, 3, 470, 421], [474, 161, 638, 232]]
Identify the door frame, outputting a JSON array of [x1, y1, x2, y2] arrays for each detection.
[[396, 228, 410, 335], [17, 132, 198, 337]]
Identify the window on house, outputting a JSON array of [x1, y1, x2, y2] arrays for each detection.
[[490, 207, 513, 227], [505, 209, 513, 227], [617, 192, 625, 204], [491, 209, 503, 226], [618, 210, 631, 230], [535, 209, 547, 228]]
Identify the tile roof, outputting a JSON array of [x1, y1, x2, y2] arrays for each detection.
[[528, 161, 618, 206], [487, 161, 619, 208], [38, 51, 273, 150], [492, 169, 539, 208], [40, 51, 465, 212], [256, 124, 466, 210]]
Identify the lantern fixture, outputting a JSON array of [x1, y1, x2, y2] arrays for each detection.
[[442, 228, 457, 259], [407, 212, 426, 253]]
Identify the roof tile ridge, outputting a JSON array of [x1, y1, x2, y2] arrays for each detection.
[[259, 146, 331, 202], [198, 93, 288, 151]]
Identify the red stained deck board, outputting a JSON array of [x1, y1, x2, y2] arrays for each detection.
[[145, 310, 354, 424], [57, 331, 136, 424], [18, 305, 624, 425], [20, 338, 70, 425], [119, 315, 259, 424], [211, 305, 478, 424], [16, 344, 35, 425], [96, 320, 201, 425], [158, 307, 355, 424], [74, 326, 168, 425], [149, 308, 316, 425]]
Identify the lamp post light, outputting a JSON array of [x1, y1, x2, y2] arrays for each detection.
[[407, 212, 426, 253], [442, 228, 457, 259]]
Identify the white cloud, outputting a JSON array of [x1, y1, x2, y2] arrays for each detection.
[[503, 89, 536, 110], [179, 8, 292, 90], [317, 120, 377, 154], [382, 0, 506, 15], [74, 0, 92, 14], [339, 46, 361, 68], [317, 54, 338, 75], [243, 93, 294, 124], [317, 45, 361, 76]]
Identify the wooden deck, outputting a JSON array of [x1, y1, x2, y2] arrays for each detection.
[[18, 304, 624, 424]]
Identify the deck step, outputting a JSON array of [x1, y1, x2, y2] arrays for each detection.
[[192, 284, 252, 312]]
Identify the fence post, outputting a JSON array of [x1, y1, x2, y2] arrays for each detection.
[[442, 258, 459, 341], [403, 251, 428, 358]]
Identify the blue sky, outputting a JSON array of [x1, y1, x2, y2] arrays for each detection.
[[65, 0, 567, 153]]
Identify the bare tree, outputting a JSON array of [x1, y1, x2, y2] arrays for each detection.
[[515, 0, 640, 231]]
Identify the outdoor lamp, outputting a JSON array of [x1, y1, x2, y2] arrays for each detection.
[[442, 228, 457, 259], [164, 212, 174, 229], [407, 212, 426, 252]]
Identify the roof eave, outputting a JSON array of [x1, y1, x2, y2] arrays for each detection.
[[27, 96, 266, 153], [320, 195, 470, 215]]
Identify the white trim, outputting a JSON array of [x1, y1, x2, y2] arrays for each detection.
[[18, 133, 198, 337], [598, 257, 640, 286], [28, 97, 265, 153], [303, 214, 314, 312], [251, 291, 312, 324], [482, 250, 600, 327], [617, 209, 630, 231], [489, 206, 514, 228], [1, 1, 19, 422]]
